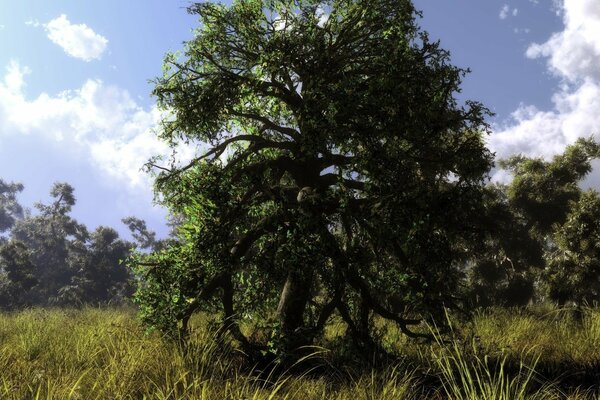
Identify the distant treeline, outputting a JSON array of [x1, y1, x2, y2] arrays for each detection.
[[0, 180, 166, 308]]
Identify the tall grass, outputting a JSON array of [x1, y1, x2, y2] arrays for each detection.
[[0, 307, 417, 399], [429, 313, 543, 400], [0, 306, 599, 399], [472, 306, 600, 365]]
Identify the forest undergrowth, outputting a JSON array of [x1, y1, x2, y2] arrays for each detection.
[[0, 306, 599, 399]]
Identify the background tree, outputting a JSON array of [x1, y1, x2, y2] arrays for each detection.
[[0, 240, 37, 309], [469, 138, 600, 307], [0, 180, 153, 308], [465, 184, 543, 307], [545, 189, 600, 306], [135, 0, 493, 359], [60, 226, 133, 305], [122, 216, 158, 250], [10, 182, 89, 304], [499, 139, 600, 236], [122, 216, 170, 251], [0, 179, 24, 235]]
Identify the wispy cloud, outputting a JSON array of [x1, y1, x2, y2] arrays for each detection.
[[513, 27, 531, 34], [43, 15, 108, 62], [499, 4, 518, 19], [25, 19, 40, 27]]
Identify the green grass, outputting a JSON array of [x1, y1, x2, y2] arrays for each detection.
[[0, 306, 599, 399]]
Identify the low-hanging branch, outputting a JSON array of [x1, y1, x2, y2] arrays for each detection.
[[321, 228, 429, 340]]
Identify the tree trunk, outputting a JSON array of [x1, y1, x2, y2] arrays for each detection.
[[277, 269, 313, 353]]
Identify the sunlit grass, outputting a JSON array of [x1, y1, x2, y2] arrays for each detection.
[[0, 306, 599, 399], [472, 307, 600, 365]]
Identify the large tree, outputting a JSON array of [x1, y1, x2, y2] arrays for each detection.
[[136, 0, 493, 357]]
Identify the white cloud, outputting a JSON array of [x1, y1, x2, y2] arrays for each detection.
[[499, 5, 518, 20], [25, 19, 40, 27], [490, 81, 600, 160], [43, 15, 108, 62], [526, 1, 600, 82], [490, 0, 600, 179], [1, 60, 30, 95], [0, 61, 194, 191]]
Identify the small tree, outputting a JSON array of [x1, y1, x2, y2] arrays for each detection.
[[135, 0, 493, 358]]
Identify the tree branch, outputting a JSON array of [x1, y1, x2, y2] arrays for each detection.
[[230, 212, 287, 258], [232, 111, 301, 141], [321, 228, 429, 340], [318, 173, 366, 191]]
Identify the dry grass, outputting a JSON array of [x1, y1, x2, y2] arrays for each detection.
[[0, 306, 599, 399]]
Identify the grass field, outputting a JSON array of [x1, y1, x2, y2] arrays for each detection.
[[0, 306, 599, 399]]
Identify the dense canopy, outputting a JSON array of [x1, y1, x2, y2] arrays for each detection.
[[137, 0, 493, 357]]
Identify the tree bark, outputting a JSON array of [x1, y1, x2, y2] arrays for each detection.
[[277, 269, 313, 352]]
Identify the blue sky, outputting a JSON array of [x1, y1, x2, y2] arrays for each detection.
[[0, 1, 597, 238]]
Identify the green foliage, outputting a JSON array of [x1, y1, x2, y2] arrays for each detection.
[[468, 138, 600, 307], [129, 241, 204, 337], [545, 190, 600, 305], [0, 178, 24, 233], [0, 181, 138, 308], [0, 240, 37, 308], [136, 0, 494, 358]]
